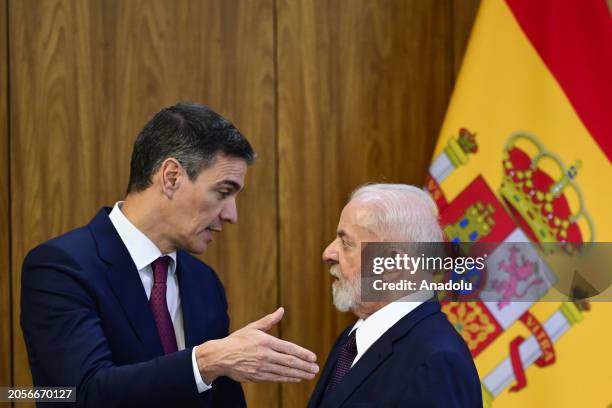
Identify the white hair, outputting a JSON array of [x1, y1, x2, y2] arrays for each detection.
[[330, 264, 359, 312], [349, 183, 443, 242]]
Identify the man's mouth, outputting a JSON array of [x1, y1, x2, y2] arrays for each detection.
[[201, 226, 221, 243], [329, 266, 341, 280]]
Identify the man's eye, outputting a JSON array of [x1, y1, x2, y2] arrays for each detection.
[[217, 190, 231, 199]]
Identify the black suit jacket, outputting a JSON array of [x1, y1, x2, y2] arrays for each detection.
[[308, 301, 482, 408], [20, 208, 245, 407]]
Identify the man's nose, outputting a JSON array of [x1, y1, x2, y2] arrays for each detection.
[[322, 240, 338, 265], [220, 197, 238, 224]]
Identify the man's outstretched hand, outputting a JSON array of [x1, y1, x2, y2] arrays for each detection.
[[196, 307, 319, 384]]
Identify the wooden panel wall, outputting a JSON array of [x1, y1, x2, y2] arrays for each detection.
[[0, 0, 11, 396], [8, 0, 277, 407], [2, 0, 480, 407], [277, 0, 455, 405], [452, 0, 481, 76]]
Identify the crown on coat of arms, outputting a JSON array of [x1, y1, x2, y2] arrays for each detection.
[[444, 201, 495, 243], [499, 132, 594, 253], [458, 127, 478, 154], [443, 128, 479, 169]]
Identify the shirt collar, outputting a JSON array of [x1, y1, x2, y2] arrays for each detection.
[[350, 290, 434, 358], [108, 201, 177, 272]]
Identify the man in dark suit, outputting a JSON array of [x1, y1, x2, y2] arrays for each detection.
[[21, 102, 319, 407], [309, 184, 482, 407]]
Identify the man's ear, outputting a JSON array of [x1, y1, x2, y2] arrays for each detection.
[[384, 246, 407, 280], [159, 158, 183, 198], [388, 246, 407, 261]]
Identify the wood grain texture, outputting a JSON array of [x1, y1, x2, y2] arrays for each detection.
[[0, 0, 11, 395], [276, 0, 453, 405], [9, 0, 277, 406], [6, 0, 483, 406], [452, 0, 481, 77]]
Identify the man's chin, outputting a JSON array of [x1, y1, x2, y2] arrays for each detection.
[[184, 241, 210, 254], [332, 302, 352, 313], [331, 287, 356, 313]]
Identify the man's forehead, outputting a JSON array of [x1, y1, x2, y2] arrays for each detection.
[[204, 156, 247, 185], [340, 200, 371, 222], [212, 155, 247, 173], [338, 201, 375, 236]]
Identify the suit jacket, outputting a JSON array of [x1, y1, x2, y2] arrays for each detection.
[[20, 208, 245, 408], [308, 301, 482, 408]]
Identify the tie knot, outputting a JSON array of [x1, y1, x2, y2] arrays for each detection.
[[152, 256, 171, 284]]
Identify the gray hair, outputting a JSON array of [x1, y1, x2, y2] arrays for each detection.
[[349, 183, 443, 242]]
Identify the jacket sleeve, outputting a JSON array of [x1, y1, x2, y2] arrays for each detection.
[[399, 350, 483, 408], [20, 244, 203, 408]]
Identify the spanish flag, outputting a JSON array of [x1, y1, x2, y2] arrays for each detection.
[[425, 0, 612, 407]]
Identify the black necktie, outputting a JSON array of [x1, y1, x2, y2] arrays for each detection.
[[326, 329, 358, 392]]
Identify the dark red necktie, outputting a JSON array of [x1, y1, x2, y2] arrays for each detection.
[[150, 256, 178, 354], [326, 329, 358, 392]]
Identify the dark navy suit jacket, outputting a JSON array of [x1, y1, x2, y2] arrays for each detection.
[[308, 301, 482, 408], [20, 208, 245, 407]]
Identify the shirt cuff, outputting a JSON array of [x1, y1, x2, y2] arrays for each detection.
[[191, 345, 213, 393]]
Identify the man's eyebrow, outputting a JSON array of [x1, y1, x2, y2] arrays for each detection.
[[214, 180, 243, 192]]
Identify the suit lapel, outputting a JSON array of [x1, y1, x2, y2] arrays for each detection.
[[320, 336, 393, 408], [308, 327, 351, 407], [89, 208, 164, 356], [321, 301, 442, 408], [176, 253, 203, 348]]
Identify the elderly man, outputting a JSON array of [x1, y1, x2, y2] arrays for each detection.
[[21, 102, 318, 408], [308, 184, 482, 408]]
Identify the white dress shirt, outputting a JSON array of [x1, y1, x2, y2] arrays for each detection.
[[109, 202, 211, 393], [349, 291, 434, 367]]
